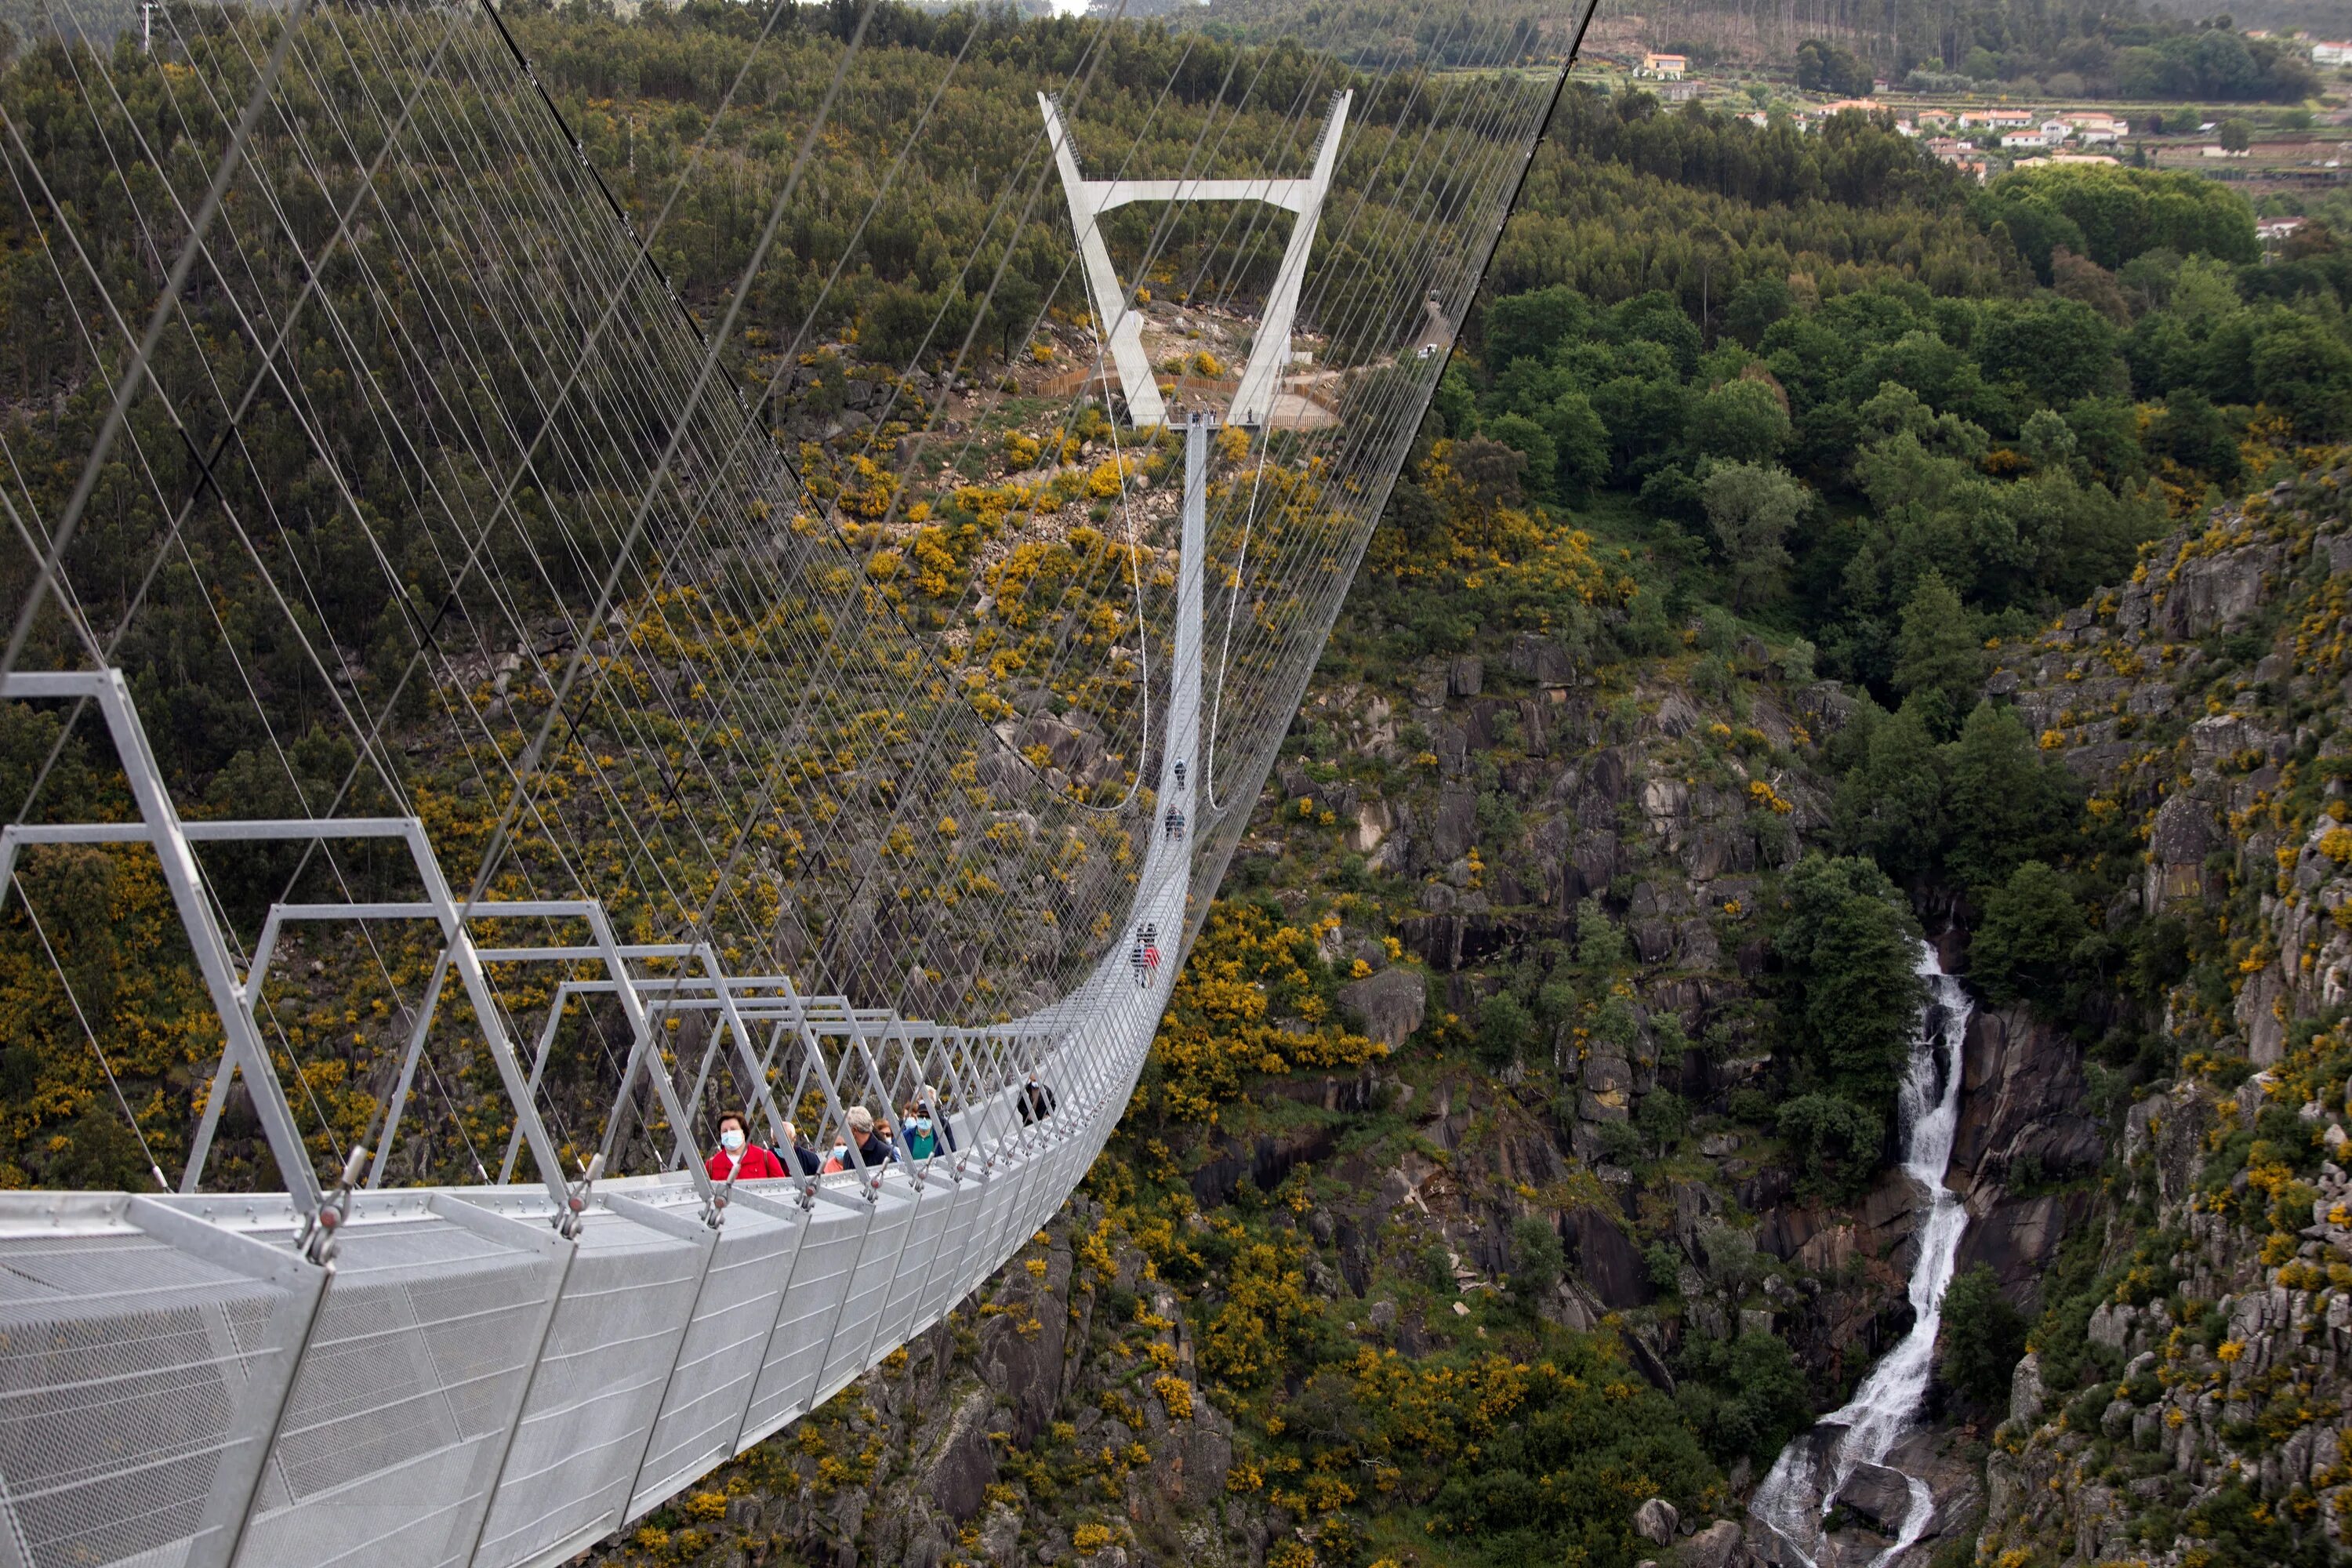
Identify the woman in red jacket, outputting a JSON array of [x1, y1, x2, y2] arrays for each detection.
[[706, 1112, 786, 1181]]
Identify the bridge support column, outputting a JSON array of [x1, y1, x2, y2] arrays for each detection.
[[1040, 93, 1348, 427]]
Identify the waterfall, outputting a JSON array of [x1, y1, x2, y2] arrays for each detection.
[[1750, 942, 1975, 1567]]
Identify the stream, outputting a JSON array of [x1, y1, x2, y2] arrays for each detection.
[[1750, 943, 1975, 1567]]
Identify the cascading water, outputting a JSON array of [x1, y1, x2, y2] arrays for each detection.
[[1751, 943, 1975, 1568]]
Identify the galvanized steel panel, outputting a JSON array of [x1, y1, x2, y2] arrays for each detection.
[[470, 1210, 703, 1568], [233, 1214, 557, 1568], [0, 1214, 291, 1568], [625, 1198, 798, 1519]]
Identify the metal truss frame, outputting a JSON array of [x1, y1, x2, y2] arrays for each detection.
[[1040, 92, 1351, 427]]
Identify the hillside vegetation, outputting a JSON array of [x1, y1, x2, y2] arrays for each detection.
[[5, 3, 2351, 1562], [555, 43, 2352, 1568]]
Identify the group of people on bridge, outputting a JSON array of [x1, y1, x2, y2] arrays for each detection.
[[703, 1074, 1058, 1182]]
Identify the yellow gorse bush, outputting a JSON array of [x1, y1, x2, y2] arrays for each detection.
[[1147, 902, 1386, 1124]]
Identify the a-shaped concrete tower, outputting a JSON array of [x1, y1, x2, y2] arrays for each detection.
[[1040, 91, 1351, 427]]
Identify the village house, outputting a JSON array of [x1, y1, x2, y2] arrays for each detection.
[[1635, 51, 1686, 79]]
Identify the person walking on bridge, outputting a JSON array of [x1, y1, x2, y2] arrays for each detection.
[[848, 1104, 898, 1164], [1019, 1073, 1058, 1124], [779, 1120, 823, 1175], [706, 1112, 786, 1182], [919, 1082, 956, 1152]]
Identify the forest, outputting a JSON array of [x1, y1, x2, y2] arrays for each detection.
[[1626, 0, 2325, 100], [1382, 85, 2345, 1178], [1, 1, 2347, 1560]]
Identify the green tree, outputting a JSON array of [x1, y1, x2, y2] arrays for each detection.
[[1476, 991, 1537, 1066], [2018, 408, 2082, 476], [1832, 701, 1949, 883], [1971, 860, 2088, 1010], [1773, 853, 1927, 1109], [1982, 165, 2259, 270], [1777, 1092, 1883, 1198], [1938, 1263, 2028, 1408], [862, 279, 952, 367], [1700, 460, 1806, 611], [1485, 413, 1558, 502], [1433, 364, 1479, 440], [1724, 277, 1793, 349], [1510, 1216, 1564, 1298], [1484, 285, 1594, 370], [2249, 318, 2352, 440], [1795, 37, 1871, 96], [1686, 379, 1791, 466], [984, 270, 1044, 361], [1637, 1088, 1690, 1154], [1973, 296, 2122, 407], [2154, 389, 2243, 483], [1944, 701, 2079, 892], [1576, 897, 1628, 974], [2063, 396, 2148, 486], [1610, 292, 1704, 378], [1892, 572, 1982, 723], [2218, 118, 2252, 153], [1541, 392, 1612, 499], [1677, 1331, 1817, 1466]]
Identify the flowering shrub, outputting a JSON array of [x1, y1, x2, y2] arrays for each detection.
[[1145, 902, 1385, 1123]]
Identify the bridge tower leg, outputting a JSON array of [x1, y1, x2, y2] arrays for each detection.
[[1231, 95, 1349, 427]]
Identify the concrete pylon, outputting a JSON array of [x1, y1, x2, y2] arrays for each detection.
[[1039, 92, 1351, 427]]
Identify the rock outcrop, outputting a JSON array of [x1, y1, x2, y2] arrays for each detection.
[[584, 1205, 1243, 1568], [1975, 463, 2352, 1564], [1947, 1005, 2101, 1303]]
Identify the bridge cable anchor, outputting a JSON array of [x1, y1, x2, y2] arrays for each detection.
[[298, 1142, 368, 1266], [702, 1164, 737, 1230], [557, 1151, 604, 1240]]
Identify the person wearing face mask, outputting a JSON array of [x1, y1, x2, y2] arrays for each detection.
[[920, 1082, 956, 1152], [706, 1112, 786, 1182], [778, 1120, 823, 1176], [902, 1101, 938, 1159]]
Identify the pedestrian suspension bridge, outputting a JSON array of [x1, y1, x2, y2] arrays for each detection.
[[0, 2, 1592, 1564]]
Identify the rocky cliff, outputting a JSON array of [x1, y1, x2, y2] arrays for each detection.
[[565, 454, 2352, 1568], [579, 593, 2125, 1568], [1973, 459, 2352, 1566], [588, 1200, 1254, 1568]]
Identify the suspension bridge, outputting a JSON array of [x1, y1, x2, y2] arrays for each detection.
[[0, 1, 1592, 1564]]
